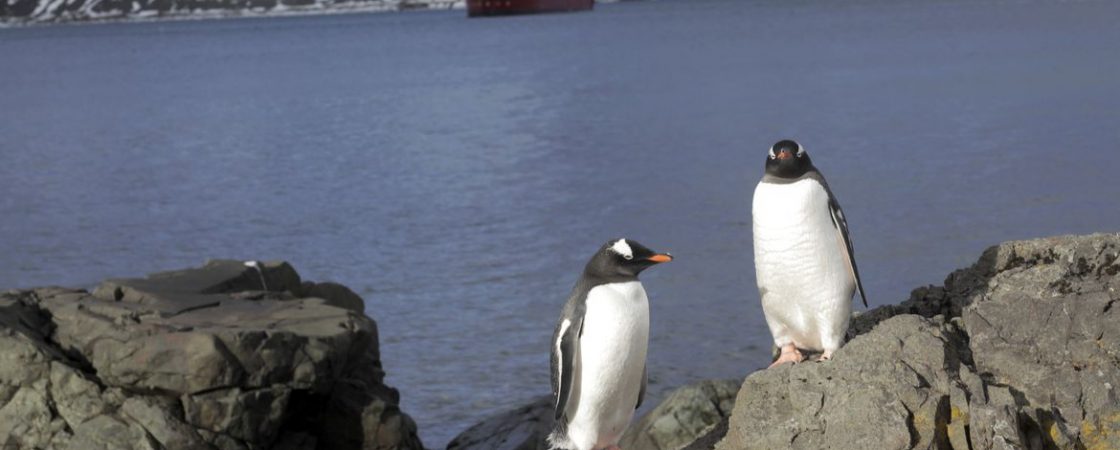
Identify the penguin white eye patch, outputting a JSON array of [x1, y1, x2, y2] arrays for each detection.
[[769, 144, 805, 158], [609, 239, 634, 260]]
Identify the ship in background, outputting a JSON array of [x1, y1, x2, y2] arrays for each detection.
[[466, 0, 592, 17]]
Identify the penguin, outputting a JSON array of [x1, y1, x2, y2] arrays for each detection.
[[548, 238, 673, 450], [752, 139, 867, 368]]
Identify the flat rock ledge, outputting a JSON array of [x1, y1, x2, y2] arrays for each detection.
[[707, 233, 1120, 450], [0, 259, 424, 450]]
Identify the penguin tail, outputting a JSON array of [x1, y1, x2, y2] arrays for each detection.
[[546, 425, 576, 450]]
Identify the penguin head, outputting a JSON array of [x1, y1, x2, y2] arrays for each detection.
[[764, 139, 813, 179], [585, 238, 673, 279]]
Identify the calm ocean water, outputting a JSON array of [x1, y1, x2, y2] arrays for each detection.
[[2, 0, 1119, 445]]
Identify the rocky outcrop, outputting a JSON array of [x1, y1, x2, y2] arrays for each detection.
[[446, 379, 737, 450], [619, 379, 738, 450], [0, 259, 423, 450], [708, 233, 1120, 450], [0, 0, 461, 25]]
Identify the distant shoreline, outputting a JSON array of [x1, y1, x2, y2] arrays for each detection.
[[0, 0, 464, 27]]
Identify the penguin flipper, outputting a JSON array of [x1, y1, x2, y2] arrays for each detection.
[[551, 313, 583, 420], [636, 364, 647, 409], [826, 195, 868, 307]]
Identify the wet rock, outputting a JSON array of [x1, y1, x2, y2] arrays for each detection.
[[0, 259, 423, 450], [704, 233, 1120, 450]]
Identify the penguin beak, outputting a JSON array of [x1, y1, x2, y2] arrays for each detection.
[[647, 254, 673, 263], [776, 149, 793, 160]]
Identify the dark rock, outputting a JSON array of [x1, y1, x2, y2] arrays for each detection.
[[707, 233, 1120, 450], [679, 416, 728, 450], [301, 280, 366, 313], [181, 385, 291, 444], [445, 396, 554, 450], [0, 260, 423, 450], [619, 379, 739, 450]]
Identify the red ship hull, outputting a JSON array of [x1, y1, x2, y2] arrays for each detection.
[[466, 0, 593, 17]]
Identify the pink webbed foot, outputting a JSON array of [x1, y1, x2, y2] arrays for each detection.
[[817, 350, 834, 362], [767, 344, 804, 368]]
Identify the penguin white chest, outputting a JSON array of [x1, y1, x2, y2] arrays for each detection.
[[567, 281, 649, 449], [752, 179, 854, 351]]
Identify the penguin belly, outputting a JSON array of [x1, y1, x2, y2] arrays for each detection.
[[752, 179, 855, 352], [565, 281, 649, 450]]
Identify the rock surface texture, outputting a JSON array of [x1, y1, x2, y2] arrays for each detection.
[[446, 379, 737, 450], [0, 260, 424, 450], [619, 379, 738, 450], [709, 233, 1120, 450]]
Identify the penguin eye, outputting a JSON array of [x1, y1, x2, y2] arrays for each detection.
[[768, 148, 776, 160], [623, 254, 633, 260], [796, 146, 805, 157]]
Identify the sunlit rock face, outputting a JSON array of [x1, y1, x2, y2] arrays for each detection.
[[0, 259, 425, 450]]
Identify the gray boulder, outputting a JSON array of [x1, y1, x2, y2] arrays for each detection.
[[0, 259, 423, 450], [709, 233, 1120, 450], [619, 379, 738, 450]]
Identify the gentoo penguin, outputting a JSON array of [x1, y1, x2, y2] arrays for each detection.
[[548, 239, 673, 450], [752, 139, 867, 368]]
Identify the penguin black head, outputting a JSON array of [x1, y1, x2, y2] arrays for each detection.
[[764, 139, 814, 179], [584, 238, 672, 280]]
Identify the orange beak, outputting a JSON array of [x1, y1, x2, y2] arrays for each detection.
[[776, 149, 793, 160], [647, 254, 673, 263]]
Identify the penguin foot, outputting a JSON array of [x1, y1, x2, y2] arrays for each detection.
[[817, 350, 833, 362], [768, 344, 804, 368]]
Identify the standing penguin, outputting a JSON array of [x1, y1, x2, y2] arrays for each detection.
[[752, 139, 867, 368], [548, 239, 673, 450]]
